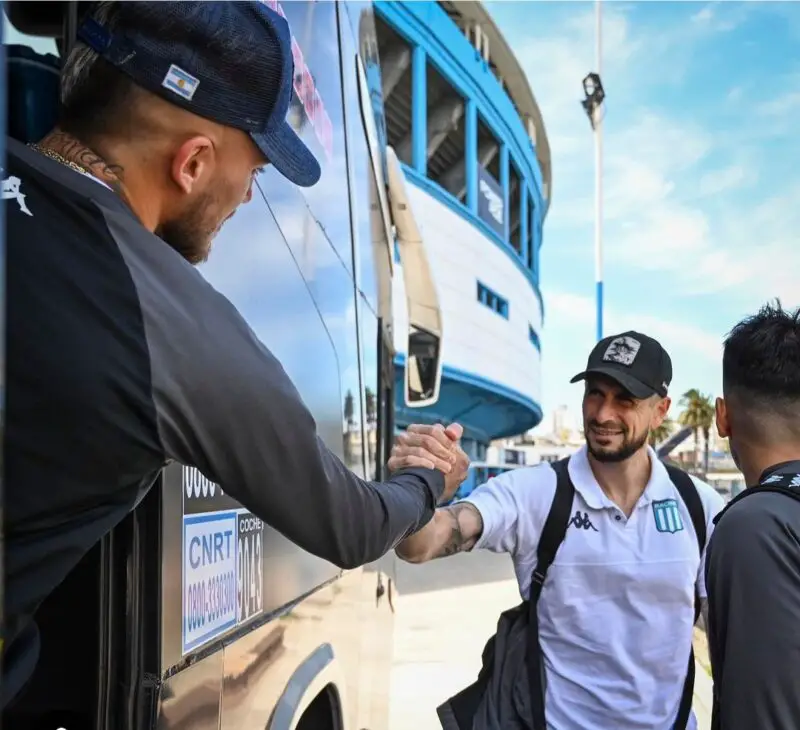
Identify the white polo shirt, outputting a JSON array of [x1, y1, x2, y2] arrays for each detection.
[[463, 445, 725, 730]]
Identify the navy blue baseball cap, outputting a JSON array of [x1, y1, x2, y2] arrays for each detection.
[[76, 1, 321, 187]]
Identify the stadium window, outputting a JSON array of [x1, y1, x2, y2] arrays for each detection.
[[374, 14, 413, 166], [509, 160, 522, 255], [425, 63, 466, 202], [477, 281, 509, 319], [529, 324, 541, 351], [537, 218, 543, 272], [476, 117, 500, 181], [526, 196, 536, 270], [476, 116, 503, 237]]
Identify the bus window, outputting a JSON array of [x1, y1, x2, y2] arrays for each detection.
[[2, 11, 58, 55], [3, 10, 60, 145], [258, 1, 352, 277]]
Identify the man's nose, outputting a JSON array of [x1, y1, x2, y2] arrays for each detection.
[[595, 397, 618, 424]]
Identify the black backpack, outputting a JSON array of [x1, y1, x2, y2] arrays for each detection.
[[442, 457, 707, 730]]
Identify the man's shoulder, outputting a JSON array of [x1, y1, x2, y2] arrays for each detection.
[[5, 137, 124, 213], [462, 461, 558, 509], [492, 460, 559, 491], [711, 490, 800, 577], [721, 487, 800, 528]]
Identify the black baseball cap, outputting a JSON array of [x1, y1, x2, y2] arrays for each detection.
[[570, 331, 673, 399], [76, 2, 321, 187]]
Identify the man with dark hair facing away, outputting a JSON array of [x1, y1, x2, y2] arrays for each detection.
[[706, 301, 800, 729]]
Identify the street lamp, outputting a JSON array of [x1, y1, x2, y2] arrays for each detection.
[[580, 1, 605, 342], [581, 73, 605, 127]]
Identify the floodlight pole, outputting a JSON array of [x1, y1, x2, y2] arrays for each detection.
[[593, 0, 603, 342]]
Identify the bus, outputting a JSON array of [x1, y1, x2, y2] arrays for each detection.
[[2, 2, 443, 728]]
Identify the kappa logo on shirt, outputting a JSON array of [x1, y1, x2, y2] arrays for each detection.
[[2, 171, 33, 216], [569, 510, 598, 531]]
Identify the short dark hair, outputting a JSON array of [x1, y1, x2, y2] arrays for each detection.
[[59, 60, 140, 143], [723, 301, 800, 430], [58, 2, 142, 144]]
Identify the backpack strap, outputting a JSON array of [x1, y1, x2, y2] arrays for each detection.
[[664, 465, 706, 730], [527, 457, 575, 730], [665, 466, 706, 556]]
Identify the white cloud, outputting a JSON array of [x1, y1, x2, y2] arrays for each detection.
[[689, 1, 752, 33], [691, 6, 715, 26], [698, 164, 748, 196], [505, 0, 800, 309], [755, 89, 800, 118], [547, 290, 723, 363], [481, 0, 800, 429], [726, 86, 743, 103], [537, 288, 725, 422]]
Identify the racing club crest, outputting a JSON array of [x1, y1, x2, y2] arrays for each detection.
[[652, 498, 684, 534]]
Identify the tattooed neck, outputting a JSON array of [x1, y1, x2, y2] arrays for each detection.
[[38, 130, 126, 192]]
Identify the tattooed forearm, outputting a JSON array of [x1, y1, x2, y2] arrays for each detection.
[[396, 501, 484, 563], [436, 503, 483, 559]]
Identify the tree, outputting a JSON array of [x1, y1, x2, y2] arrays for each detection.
[[678, 389, 715, 473], [344, 389, 355, 432], [649, 417, 674, 448], [365, 387, 377, 430]]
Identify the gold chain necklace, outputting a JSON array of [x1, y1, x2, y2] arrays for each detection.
[[28, 143, 93, 177]]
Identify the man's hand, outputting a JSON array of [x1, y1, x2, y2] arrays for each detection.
[[388, 423, 470, 503]]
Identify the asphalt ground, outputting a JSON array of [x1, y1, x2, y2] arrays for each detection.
[[388, 549, 713, 730]]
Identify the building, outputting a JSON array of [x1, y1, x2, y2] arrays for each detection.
[[374, 1, 551, 494]]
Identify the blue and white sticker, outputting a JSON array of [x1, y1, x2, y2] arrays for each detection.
[[182, 510, 238, 654], [162, 64, 199, 101]]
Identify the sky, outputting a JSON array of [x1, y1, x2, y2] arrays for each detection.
[[486, 0, 800, 428], [6, 2, 800, 435]]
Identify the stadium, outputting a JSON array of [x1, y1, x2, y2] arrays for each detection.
[[375, 0, 552, 493]]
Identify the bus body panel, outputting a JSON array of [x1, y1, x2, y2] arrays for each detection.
[[159, 3, 397, 728], [3, 2, 399, 728], [156, 650, 223, 730]]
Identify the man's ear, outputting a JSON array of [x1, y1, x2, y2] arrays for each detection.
[[716, 397, 730, 438], [651, 395, 671, 429], [170, 135, 215, 194]]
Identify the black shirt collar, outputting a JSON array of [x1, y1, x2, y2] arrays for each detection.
[[713, 459, 800, 525], [758, 460, 800, 483]]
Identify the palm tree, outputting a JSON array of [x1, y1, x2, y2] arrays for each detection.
[[678, 389, 715, 473], [365, 387, 377, 430], [344, 390, 355, 432], [649, 417, 674, 448]]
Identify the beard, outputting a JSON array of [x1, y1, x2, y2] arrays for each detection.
[[586, 421, 650, 463], [157, 189, 224, 265]]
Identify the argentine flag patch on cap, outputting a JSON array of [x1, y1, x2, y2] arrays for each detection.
[[162, 64, 199, 101]]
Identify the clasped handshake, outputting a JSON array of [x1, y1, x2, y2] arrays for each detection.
[[388, 423, 471, 503]]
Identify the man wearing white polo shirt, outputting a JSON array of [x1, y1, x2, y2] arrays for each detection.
[[390, 331, 725, 730]]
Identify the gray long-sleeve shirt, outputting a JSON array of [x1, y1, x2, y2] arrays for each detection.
[[4, 137, 443, 705], [705, 461, 800, 730]]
